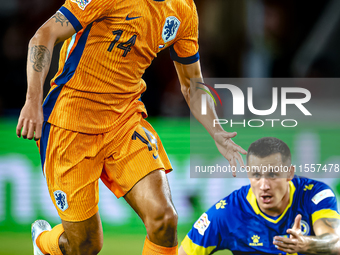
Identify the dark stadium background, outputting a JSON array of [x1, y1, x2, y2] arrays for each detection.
[[0, 0, 340, 254]]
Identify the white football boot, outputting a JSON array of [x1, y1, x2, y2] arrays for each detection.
[[31, 220, 52, 255]]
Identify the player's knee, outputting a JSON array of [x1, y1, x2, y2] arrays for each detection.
[[146, 203, 178, 235], [162, 206, 178, 232]]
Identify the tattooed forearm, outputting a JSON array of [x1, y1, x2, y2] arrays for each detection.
[[321, 218, 340, 229], [53, 12, 69, 26], [29, 45, 51, 72], [304, 233, 340, 255]]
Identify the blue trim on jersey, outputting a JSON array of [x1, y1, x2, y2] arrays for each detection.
[[59, 6, 83, 32], [139, 92, 145, 102], [42, 23, 92, 121], [54, 22, 92, 86], [42, 85, 65, 121], [40, 122, 51, 175], [169, 45, 200, 64]]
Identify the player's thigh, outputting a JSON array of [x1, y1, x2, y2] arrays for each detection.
[[102, 115, 176, 246], [40, 122, 104, 222], [124, 170, 176, 225], [102, 114, 172, 198]]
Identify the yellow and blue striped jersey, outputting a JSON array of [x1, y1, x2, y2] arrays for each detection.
[[182, 176, 340, 255]]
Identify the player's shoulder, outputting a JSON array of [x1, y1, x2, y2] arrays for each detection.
[[183, 0, 196, 9], [212, 184, 250, 203], [173, 0, 196, 8], [293, 176, 336, 205], [197, 185, 252, 236], [228, 183, 251, 201], [293, 175, 332, 192], [171, 0, 197, 15], [209, 184, 251, 215]]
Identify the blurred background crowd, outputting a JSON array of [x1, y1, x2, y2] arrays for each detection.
[[1, 0, 340, 116]]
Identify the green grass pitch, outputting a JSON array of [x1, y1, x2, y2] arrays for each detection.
[[0, 231, 232, 254]]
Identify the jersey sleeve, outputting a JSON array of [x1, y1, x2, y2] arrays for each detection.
[[59, 0, 114, 32], [170, 3, 199, 64], [181, 203, 226, 255], [307, 181, 340, 224]]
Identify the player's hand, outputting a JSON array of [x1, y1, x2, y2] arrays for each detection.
[[214, 131, 247, 177], [16, 99, 44, 141], [273, 214, 308, 254]]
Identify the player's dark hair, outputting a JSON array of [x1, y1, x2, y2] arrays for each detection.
[[247, 137, 291, 164]]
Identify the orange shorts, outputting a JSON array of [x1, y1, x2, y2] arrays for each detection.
[[38, 113, 172, 222]]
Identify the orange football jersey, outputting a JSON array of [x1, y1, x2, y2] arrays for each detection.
[[43, 0, 199, 133]]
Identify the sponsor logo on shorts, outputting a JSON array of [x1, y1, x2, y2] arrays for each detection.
[[71, 0, 92, 10], [194, 213, 210, 236], [54, 190, 68, 211]]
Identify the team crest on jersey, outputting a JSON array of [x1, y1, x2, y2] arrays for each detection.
[[162, 16, 181, 43], [71, 0, 92, 10], [54, 190, 68, 211], [194, 213, 210, 236], [291, 219, 310, 235]]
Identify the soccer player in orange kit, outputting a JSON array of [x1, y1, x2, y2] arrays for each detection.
[[16, 0, 247, 254]]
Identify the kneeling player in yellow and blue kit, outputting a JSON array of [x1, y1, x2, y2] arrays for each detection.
[[180, 137, 340, 255]]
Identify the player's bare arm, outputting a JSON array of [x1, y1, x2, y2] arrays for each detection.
[[274, 214, 340, 254], [174, 60, 246, 174], [16, 12, 75, 140]]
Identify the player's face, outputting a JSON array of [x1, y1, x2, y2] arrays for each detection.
[[247, 153, 294, 216]]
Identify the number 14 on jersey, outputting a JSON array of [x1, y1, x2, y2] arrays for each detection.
[[107, 30, 137, 57]]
